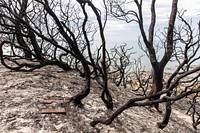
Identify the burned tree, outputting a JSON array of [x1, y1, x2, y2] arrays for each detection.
[[91, 0, 200, 129], [108, 44, 134, 87], [0, 0, 113, 109]]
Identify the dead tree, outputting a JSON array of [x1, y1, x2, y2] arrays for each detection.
[[105, 0, 178, 112], [86, 0, 113, 109], [109, 44, 134, 87], [91, 0, 200, 129], [0, 0, 113, 108]]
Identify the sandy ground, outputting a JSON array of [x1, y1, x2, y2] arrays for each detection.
[[0, 64, 199, 133]]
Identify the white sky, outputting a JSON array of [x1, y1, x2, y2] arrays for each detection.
[[92, 0, 200, 26], [91, 0, 200, 70], [92, 0, 200, 46]]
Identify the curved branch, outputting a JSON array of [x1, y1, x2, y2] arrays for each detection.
[[91, 87, 200, 127]]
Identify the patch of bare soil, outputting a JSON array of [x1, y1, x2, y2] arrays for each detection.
[[0, 64, 199, 133]]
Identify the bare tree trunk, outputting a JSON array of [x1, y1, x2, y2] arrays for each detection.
[[70, 60, 91, 107], [149, 67, 164, 112], [88, 1, 113, 109], [157, 0, 178, 127]]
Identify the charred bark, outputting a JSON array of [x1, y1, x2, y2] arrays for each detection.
[[87, 1, 113, 109], [149, 67, 164, 112], [70, 60, 91, 107]]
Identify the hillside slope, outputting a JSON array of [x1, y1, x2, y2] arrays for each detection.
[[0, 64, 199, 133]]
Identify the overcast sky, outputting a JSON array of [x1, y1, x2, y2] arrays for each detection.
[[91, 0, 200, 49], [91, 0, 200, 69]]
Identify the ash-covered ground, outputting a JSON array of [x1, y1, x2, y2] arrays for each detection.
[[0, 64, 199, 133]]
